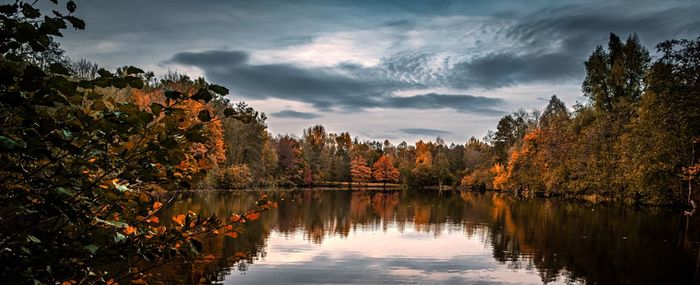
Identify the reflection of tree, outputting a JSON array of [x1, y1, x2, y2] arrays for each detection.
[[155, 190, 700, 284]]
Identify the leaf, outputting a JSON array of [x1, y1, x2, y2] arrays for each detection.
[[21, 3, 40, 18], [66, 1, 77, 13], [246, 212, 260, 221], [197, 110, 211, 122], [225, 232, 238, 238], [83, 244, 98, 254], [27, 235, 41, 243], [208, 84, 229, 95], [172, 214, 185, 226], [65, 16, 85, 30], [124, 226, 136, 235], [0, 136, 26, 150], [164, 90, 182, 100], [191, 88, 213, 103], [114, 233, 126, 243], [56, 187, 76, 196], [153, 201, 163, 210]]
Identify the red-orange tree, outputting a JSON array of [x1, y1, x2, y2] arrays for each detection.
[[373, 155, 399, 186], [351, 156, 372, 185]]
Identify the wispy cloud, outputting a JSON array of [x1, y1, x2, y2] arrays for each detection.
[[398, 128, 451, 136], [270, 110, 321, 119]]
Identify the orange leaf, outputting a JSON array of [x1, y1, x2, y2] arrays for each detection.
[[230, 214, 241, 223], [147, 216, 159, 224], [153, 201, 162, 210], [225, 232, 238, 238], [246, 212, 260, 221], [172, 214, 186, 226], [124, 226, 136, 235]]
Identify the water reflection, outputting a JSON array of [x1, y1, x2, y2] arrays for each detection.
[[158, 190, 700, 284]]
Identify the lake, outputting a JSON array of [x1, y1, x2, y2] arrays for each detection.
[[158, 190, 700, 284]]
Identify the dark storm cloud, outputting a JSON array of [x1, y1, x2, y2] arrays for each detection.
[[384, 93, 505, 115], [168, 50, 400, 110], [270, 110, 321, 119], [445, 3, 700, 89], [447, 52, 581, 89], [506, 4, 700, 50], [398, 128, 451, 136], [169, 50, 505, 113]]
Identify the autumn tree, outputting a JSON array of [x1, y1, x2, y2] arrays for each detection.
[[351, 156, 372, 185], [302, 125, 327, 184], [372, 155, 400, 187], [274, 135, 304, 186]]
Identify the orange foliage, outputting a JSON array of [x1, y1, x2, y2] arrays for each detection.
[[351, 156, 372, 184], [129, 88, 226, 179], [372, 155, 400, 184], [523, 129, 541, 142], [415, 140, 432, 167], [491, 163, 508, 190]]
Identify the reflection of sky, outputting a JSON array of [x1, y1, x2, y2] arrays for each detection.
[[222, 222, 574, 284]]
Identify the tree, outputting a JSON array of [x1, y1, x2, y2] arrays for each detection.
[[372, 155, 399, 187], [620, 38, 700, 204], [274, 135, 304, 186], [302, 125, 327, 184], [351, 156, 372, 185]]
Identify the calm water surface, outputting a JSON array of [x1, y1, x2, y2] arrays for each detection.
[[161, 190, 700, 284]]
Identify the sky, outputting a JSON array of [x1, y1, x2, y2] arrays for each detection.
[[58, 0, 700, 143]]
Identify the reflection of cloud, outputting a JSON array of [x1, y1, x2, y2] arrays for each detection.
[[227, 223, 545, 284]]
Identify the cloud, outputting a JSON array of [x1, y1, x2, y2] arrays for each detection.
[[383, 93, 505, 114], [447, 52, 581, 89], [442, 3, 700, 89], [270, 110, 321, 119], [168, 50, 505, 114], [398, 128, 451, 136]]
